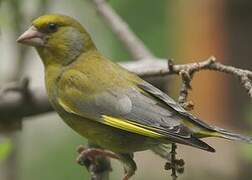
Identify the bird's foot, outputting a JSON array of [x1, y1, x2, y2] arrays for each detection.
[[76, 145, 119, 171], [122, 174, 131, 180], [76, 146, 136, 180], [120, 154, 137, 180]]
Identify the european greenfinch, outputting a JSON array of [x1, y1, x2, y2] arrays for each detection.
[[17, 14, 252, 179]]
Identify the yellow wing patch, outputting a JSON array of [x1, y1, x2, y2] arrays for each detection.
[[57, 97, 164, 139], [102, 115, 164, 138]]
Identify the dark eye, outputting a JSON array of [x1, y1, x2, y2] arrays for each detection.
[[47, 23, 58, 32]]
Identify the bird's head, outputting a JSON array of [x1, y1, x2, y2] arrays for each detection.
[[17, 14, 96, 66]]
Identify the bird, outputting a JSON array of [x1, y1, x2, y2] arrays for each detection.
[[17, 14, 252, 179]]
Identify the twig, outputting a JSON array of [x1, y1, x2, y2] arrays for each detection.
[[177, 70, 193, 110], [77, 142, 112, 180], [164, 143, 185, 180], [90, 0, 154, 59], [123, 56, 252, 109], [171, 56, 252, 108], [170, 143, 177, 180]]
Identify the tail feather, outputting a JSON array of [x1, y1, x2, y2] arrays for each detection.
[[187, 135, 216, 152], [213, 127, 252, 143], [168, 135, 216, 152]]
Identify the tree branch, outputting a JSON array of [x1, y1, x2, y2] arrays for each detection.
[[90, 0, 154, 59], [0, 81, 52, 120], [171, 56, 252, 107]]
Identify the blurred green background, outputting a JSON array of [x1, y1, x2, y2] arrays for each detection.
[[0, 0, 252, 180]]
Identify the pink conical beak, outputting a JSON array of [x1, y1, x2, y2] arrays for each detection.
[[17, 26, 45, 47]]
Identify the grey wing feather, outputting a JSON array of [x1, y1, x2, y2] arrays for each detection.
[[74, 86, 191, 138], [95, 88, 182, 128], [137, 81, 215, 131], [95, 89, 215, 151]]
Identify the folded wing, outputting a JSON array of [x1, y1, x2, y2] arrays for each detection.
[[57, 69, 215, 152]]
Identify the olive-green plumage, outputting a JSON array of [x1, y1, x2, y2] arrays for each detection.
[[17, 14, 252, 179]]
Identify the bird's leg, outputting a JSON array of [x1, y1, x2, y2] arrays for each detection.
[[164, 143, 185, 179], [117, 153, 137, 180], [77, 146, 137, 180]]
